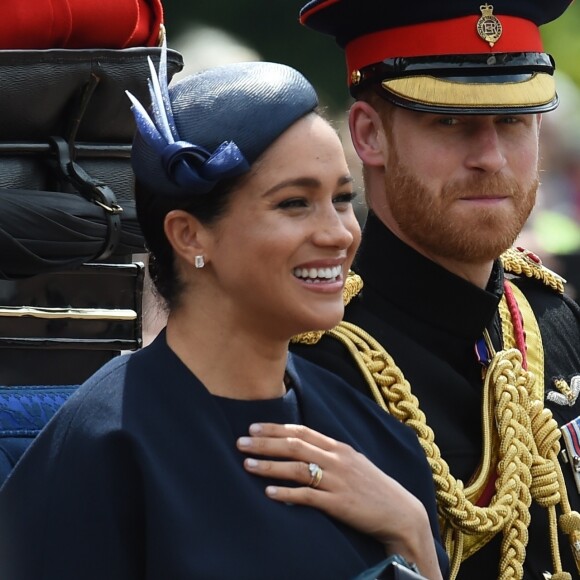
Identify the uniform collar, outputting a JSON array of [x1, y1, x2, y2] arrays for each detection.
[[353, 212, 503, 340]]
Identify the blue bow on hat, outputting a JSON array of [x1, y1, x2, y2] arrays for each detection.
[[126, 42, 250, 196]]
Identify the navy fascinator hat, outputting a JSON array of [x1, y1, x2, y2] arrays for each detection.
[[128, 45, 319, 197]]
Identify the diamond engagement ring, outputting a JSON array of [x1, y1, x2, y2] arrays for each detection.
[[308, 462, 323, 488]]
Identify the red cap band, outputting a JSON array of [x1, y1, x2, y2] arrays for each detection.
[[346, 15, 543, 78]]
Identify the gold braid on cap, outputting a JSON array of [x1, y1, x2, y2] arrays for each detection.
[[292, 261, 580, 579]]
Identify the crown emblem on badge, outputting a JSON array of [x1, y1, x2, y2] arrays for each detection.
[[477, 4, 502, 47]]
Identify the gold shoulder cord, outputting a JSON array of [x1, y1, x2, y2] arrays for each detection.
[[292, 256, 580, 579]]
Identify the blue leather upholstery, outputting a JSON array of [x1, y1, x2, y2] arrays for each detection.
[[0, 385, 78, 485]]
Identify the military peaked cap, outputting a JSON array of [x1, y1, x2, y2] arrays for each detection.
[[300, 0, 573, 114]]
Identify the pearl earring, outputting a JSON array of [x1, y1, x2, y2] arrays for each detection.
[[194, 255, 205, 269]]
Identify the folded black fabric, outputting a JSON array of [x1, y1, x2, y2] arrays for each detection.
[[0, 189, 145, 279]]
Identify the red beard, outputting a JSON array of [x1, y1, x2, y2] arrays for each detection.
[[383, 153, 538, 264]]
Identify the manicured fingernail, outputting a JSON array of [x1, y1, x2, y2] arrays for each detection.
[[245, 458, 259, 468], [266, 486, 278, 496], [238, 437, 252, 447], [249, 423, 262, 434]]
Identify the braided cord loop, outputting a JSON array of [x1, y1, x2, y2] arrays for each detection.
[[326, 320, 579, 579]]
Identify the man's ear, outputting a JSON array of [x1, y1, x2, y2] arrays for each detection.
[[163, 209, 208, 267], [349, 101, 387, 167]]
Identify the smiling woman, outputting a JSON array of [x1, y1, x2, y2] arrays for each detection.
[[0, 45, 448, 580]]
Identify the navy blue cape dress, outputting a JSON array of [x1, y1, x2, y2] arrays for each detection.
[[0, 330, 448, 579]]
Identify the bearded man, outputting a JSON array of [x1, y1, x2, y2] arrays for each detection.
[[290, 1, 580, 578]]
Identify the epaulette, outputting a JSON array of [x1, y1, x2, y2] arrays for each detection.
[[291, 271, 363, 345], [500, 246, 566, 294]]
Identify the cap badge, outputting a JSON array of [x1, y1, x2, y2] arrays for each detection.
[[477, 4, 503, 47]]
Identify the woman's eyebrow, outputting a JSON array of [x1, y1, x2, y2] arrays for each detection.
[[264, 174, 353, 196]]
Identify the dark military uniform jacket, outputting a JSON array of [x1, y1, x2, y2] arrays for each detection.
[[291, 212, 580, 579]]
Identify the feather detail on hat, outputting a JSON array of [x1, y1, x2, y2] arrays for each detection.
[[126, 40, 249, 195]]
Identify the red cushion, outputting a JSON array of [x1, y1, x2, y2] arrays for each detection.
[[0, 0, 163, 49]]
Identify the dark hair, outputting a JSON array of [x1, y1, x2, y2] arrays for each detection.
[[135, 173, 243, 309]]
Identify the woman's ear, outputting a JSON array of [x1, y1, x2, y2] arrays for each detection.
[[163, 209, 208, 268], [349, 101, 387, 167]]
